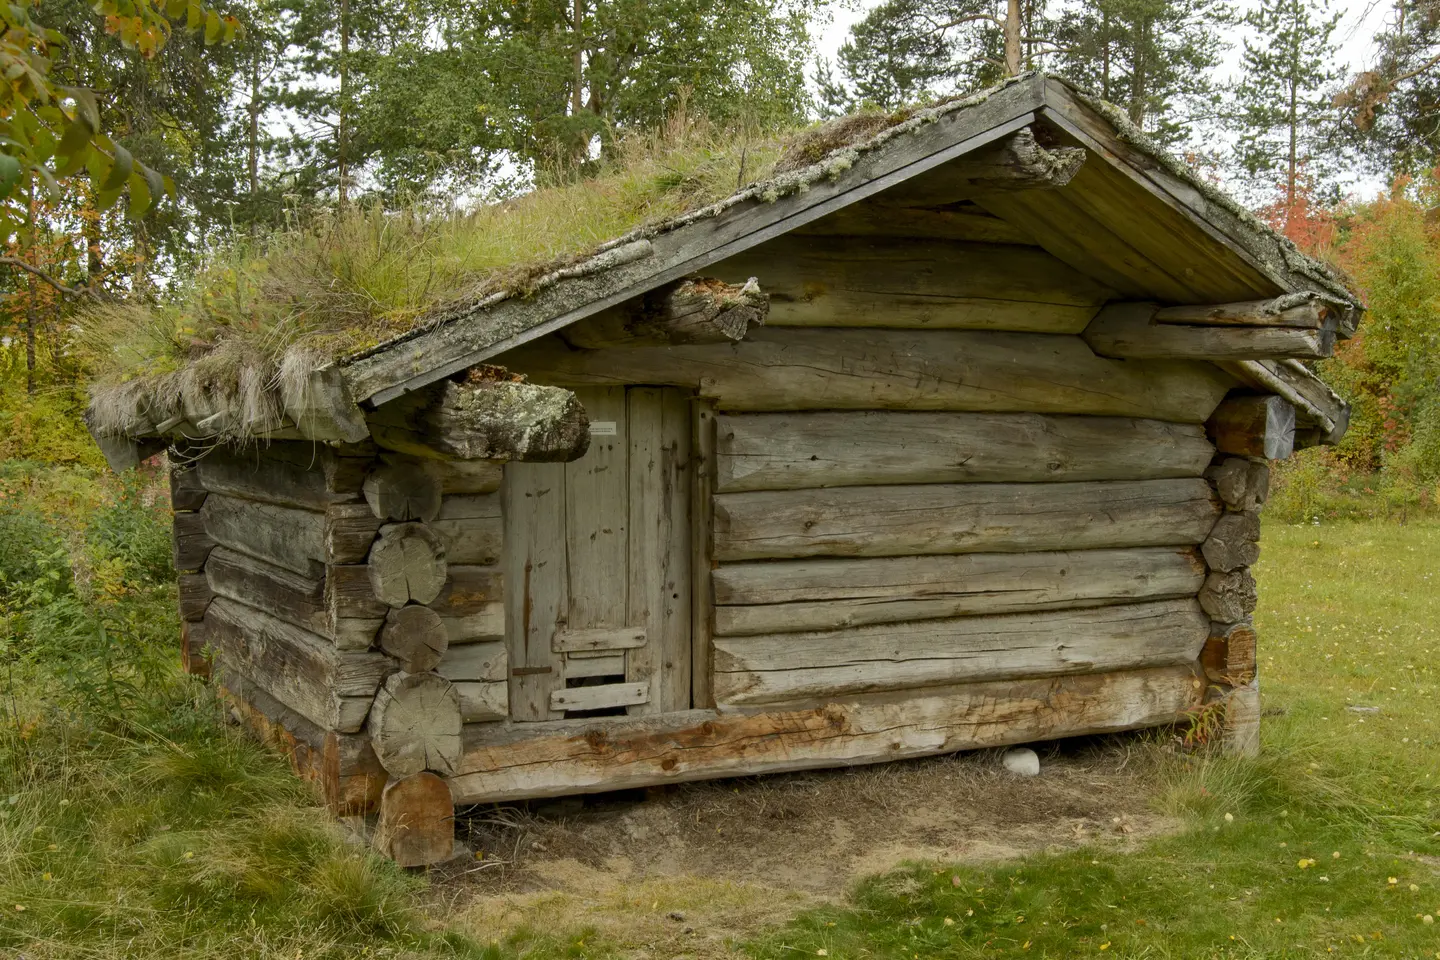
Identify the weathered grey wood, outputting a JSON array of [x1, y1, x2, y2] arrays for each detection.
[[1084, 302, 1335, 360], [430, 516, 503, 565], [1042, 79, 1360, 328], [1198, 569, 1258, 622], [170, 464, 208, 511], [436, 640, 507, 682], [1224, 359, 1348, 444], [553, 627, 647, 653], [324, 564, 386, 650], [428, 566, 505, 644], [714, 478, 1220, 562], [564, 388, 629, 649], [503, 327, 1236, 423], [716, 412, 1214, 492], [374, 772, 454, 868], [1205, 457, 1270, 512], [550, 681, 650, 713], [435, 460, 503, 495], [201, 494, 326, 578], [172, 510, 215, 573], [1202, 512, 1261, 572], [1154, 295, 1334, 329], [452, 681, 508, 721], [792, 196, 1035, 244], [343, 81, 1049, 406], [206, 596, 390, 733], [1202, 620, 1257, 685], [379, 605, 449, 672], [280, 363, 371, 444], [368, 380, 590, 463], [177, 573, 213, 622], [713, 546, 1207, 636], [436, 493, 502, 520], [709, 235, 1108, 333], [325, 502, 384, 564], [692, 399, 718, 710], [448, 664, 1203, 803], [625, 387, 691, 715], [881, 126, 1087, 203], [363, 460, 442, 522], [1221, 679, 1261, 756], [368, 523, 448, 607], [563, 653, 627, 679], [565, 277, 768, 347], [368, 672, 463, 777], [503, 461, 568, 720], [206, 546, 328, 637], [196, 447, 338, 511], [1208, 395, 1296, 460], [91, 431, 165, 474], [217, 668, 386, 815], [713, 598, 1208, 705]]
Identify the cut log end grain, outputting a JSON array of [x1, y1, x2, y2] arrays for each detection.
[[368, 523, 448, 607], [1199, 569, 1258, 622], [1205, 457, 1270, 512], [1208, 395, 1296, 461], [1201, 511, 1261, 572], [368, 672, 463, 778], [380, 605, 449, 673], [1201, 621, 1257, 685], [374, 772, 455, 868], [363, 461, 443, 523]]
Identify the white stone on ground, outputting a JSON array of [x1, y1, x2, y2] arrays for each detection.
[[1002, 747, 1041, 776]]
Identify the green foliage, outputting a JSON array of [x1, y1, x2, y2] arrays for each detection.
[[1231, 0, 1343, 203]]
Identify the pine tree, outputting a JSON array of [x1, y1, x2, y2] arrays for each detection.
[[1054, 0, 1231, 145], [1337, 0, 1440, 174], [1232, 0, 1342, 216]]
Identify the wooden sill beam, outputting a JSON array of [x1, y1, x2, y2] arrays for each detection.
[[1084, 301, 1337, 361]]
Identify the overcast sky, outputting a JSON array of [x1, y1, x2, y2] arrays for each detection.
[[813, 0, 1396, 199]]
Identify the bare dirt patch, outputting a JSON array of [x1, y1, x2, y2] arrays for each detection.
[[434, 737, 1178, 957]]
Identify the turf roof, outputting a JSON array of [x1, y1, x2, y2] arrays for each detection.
[[87, 72, 1362, 444]]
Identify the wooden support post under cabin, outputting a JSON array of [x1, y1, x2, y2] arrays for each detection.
[[367, 379, 590, 462], [368, 523, 448, 607], [368, 672, 463, 777], [1205, 457, 1270, 512], [1201, 621, 1257, 685], [363, 459, 442, 522], [1207, 395, 1296, 460], [1083, 302, 1336, 361], [374, 773, 454, 868], [1221, 680, 1262, 756], [379, 605, 449, 672], [564, 277, 769, 348], [181, 620, 212, 679]]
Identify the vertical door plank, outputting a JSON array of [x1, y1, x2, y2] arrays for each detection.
[[565, 387, 630, 633], [658, 388, 694, 712], [503, 462, 567, 720], [625, 388, 664, 712], [626, 388, 693, 715], [690, 398, 718, 709]]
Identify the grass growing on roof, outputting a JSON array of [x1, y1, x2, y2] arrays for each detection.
[[86, 116, 854, 390]]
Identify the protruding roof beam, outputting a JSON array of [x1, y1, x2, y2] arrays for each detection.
[[564, 276, 768, 348], [1084, 301, 1336, 361]]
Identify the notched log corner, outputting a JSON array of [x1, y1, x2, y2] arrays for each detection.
[[367, 378, 591, 462]]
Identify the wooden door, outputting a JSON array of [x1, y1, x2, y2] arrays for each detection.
[[504, 386, 692, 720]]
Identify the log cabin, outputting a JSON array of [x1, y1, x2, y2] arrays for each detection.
[[87, 74, 1361, 866]]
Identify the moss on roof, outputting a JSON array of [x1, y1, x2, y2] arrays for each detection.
[[88, 73, 1362, 444]]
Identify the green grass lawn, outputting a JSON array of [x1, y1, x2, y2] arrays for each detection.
[[2, 517, 1438, 958], [747, 521, 1440, 959]]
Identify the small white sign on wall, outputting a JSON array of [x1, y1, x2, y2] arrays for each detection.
[[590, 421, 618, 436]]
